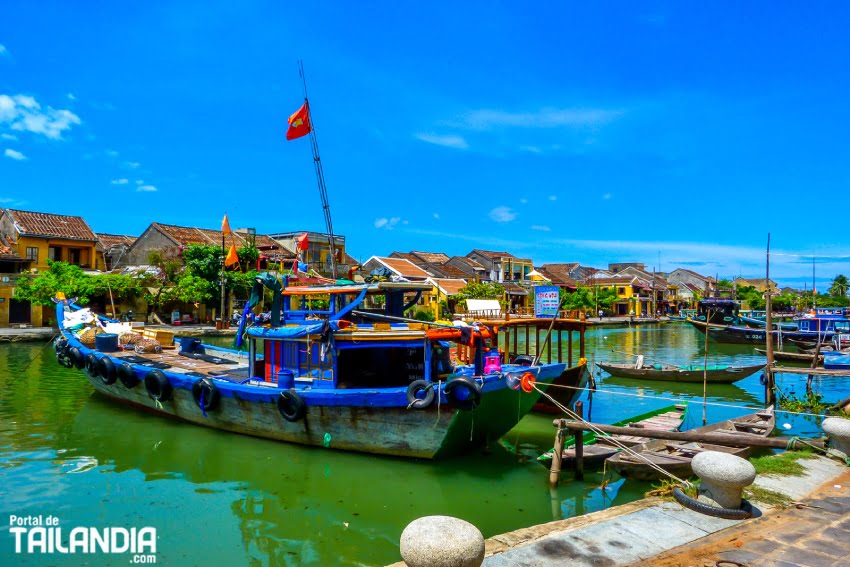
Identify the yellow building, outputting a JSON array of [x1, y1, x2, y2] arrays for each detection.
[[0, 208, 99, 327], [593, 276, 649, 316], [424, 277, 468, 319], [734, 277, 778, 293]]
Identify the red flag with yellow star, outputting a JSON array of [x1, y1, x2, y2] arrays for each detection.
[[286, 102, 311, 141]]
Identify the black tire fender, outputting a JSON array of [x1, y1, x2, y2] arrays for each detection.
[[406, 379, 435, 409], [192, 378, 221, 412], [277, 390, 306, 422], [144, 370, 173, 402], [98, 357, 117, 385], [85, 353, 100, 378], [444, 376, 482, 410], [117, 363, 139, 388], [672, 487, 754, 520], [69, 347, 85, 370], [512, 355, 535, 367]]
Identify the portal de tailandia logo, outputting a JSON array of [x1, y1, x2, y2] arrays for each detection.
[[9, 515, 157, 563]]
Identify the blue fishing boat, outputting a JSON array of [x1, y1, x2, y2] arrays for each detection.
[[52, 280, 589, 459]]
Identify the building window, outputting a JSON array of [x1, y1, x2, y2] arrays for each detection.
[[26, 247, 38, 262], [617, 287, 625, 295]]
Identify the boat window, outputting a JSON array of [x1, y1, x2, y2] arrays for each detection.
[[336, 346, 425, 388]]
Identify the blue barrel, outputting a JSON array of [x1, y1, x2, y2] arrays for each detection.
[[278, 369, 295, 389], [95, 333, 119, 352], [177, 337, 203, 354]]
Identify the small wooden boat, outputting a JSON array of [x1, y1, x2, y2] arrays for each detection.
[[596, 361, 764, 384], [605, 406, 775, 481], [538, 404, 688, 467], [753, 348, 823, 364]]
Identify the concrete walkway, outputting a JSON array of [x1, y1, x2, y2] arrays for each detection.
[[475, 455, 847, 567], [0, 323, 236, 342]]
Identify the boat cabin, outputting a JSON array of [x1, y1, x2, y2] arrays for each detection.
[[695, 299, 740, 325], [244, 282, 484, 390]]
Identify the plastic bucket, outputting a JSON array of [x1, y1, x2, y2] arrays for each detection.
[[177, 337, 202, 353], [278, 369, 295, 389], [94, 333, 119, 352]]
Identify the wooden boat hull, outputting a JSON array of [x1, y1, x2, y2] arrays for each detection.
[[56, 304, 564, 460], [753, 348, 822, 364], [532, 362, 590, 414], [606, 407, 775, 481], [700, 323, 838, 345], [596, 362, 764, 384]]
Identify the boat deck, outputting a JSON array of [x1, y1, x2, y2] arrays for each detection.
[[110, 349, 251, 378], [596, 408, 687, 447]]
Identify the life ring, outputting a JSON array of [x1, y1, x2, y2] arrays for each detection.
[[117, 363, 139, 388], [406, 380, 435, 409], [672, 487, 754, 520], [277, 390, 306, 422], [69, 347, 85, 370], [192, 378, 220, 412], [511, 355, 534, 367], [84, 353, 100, 378], [444, 376, 482, 410], [98, 357, 117, 385], [144, 370, 173, 402]]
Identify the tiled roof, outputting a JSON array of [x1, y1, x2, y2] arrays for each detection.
[[432, 264, 470, 279], [0, 234, 20, 260], [97, 233, 136, 251], [470, 249, 514, 260], [412, 251, 450, 264], [254, 234, 286, 252], [590, 276, 638, 286], [429, 278, 468, 296], [670, 268, 714, 282], [451, 255, 486, 270], [503, 282, 528, 295], [151, 223, 287, 256], [372, 256, 432, 278], [537, 267, 578, 287], [389, 251, 420, 263], [5, 209, 97, 241]]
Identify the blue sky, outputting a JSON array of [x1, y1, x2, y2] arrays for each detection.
[[1, 2, 849, 288]]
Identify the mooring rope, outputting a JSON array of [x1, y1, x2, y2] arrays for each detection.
[[533, 383, 692, 487], [536, 381, 833, 420]]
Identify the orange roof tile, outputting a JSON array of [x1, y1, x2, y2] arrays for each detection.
[[430, 278, 467, 295], [6, 209, 97, 241], [374, 256, 432, 278]]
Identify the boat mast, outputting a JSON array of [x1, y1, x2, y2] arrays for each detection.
[[812, 256, 816, 310], [298, 60, 339, 279], [764, 233, 775, 406]]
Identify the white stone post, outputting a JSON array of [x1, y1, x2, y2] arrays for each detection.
[[400, 515, 485, 567], [691, 451, 756, 509], [822, 417, 850, 456]]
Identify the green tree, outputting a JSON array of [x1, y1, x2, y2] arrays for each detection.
[[237, 243, 260, 271], [559, 286, 594, 310], [829, 275, 849, 298], [14, 261, 142, 306]]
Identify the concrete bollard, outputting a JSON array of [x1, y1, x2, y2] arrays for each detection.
[[822, 417, 850, 456], [691, 451, 756, 510], [400, 515, 485, 567]]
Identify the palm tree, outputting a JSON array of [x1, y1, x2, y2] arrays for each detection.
[[829, 275, 849, 298]]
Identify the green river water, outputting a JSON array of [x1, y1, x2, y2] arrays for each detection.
[[0, 323, 844, 566]]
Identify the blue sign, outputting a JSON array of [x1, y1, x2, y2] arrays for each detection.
[[534, 286, 560, 318]]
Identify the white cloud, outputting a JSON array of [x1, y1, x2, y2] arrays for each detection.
[[0, 44, 6, 56], [67, 93, 76, 101], [603, 193, 612, 200], [4, 148, 26, 160], [1, 133, 17, 141], [433, 213, 440, 220], [0, 94, 81, 139], [520, 145, 543, 154], [137, 185, 157, 192], [489, 206, 516, 223], [124, 161, 141, 169], [548, 195, 558, 201], [457, 107, 623, 130], [519, 198, 528, 204], [105, 149, 118, 157], [111, 178, 129, 185], [374, 217, 401, 229], [135, 179, 144, 185], [530, 225, 551, 232], [414, 133, 469, 150]]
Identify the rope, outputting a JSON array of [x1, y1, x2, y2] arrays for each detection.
[[433, 380, 442, 428], [533, 383, 692, 487], [537, 381, 833, 420]]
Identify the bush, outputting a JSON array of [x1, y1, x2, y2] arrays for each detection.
[[413, 309, 435, 322]]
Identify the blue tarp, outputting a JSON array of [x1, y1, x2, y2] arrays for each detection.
[[247, 322, 327, 339]]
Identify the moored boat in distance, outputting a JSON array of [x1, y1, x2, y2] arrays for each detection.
[[52, 281, 585, 459], [596, 360, 764, 384]]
